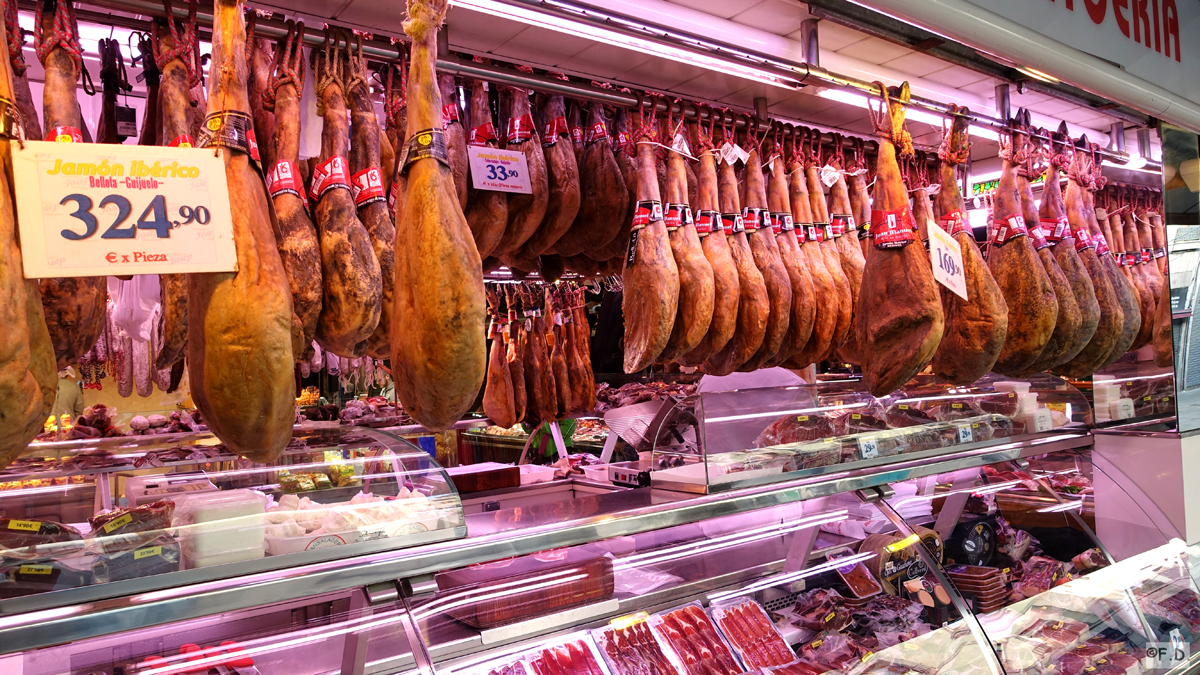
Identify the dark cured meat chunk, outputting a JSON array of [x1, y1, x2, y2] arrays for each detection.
[[755, 413, 835, 447]]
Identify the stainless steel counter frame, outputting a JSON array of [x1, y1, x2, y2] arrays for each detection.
[[0, 429, 1091, 654]]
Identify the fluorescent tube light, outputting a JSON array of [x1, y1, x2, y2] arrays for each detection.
[[450, 0, 802, 90], [1017, 66, 1060, 84]]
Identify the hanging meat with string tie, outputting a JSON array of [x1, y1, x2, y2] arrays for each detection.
[[826, 133, 866, 361], [1118, 187, 1156, 350], [438, 72, 469, 209], [1085, 145, 1141, 369], [704, 113, 767, 375], [1011, 115, 1085, 375], [554, 100, 627, 258], [151, 0, 203, 371], [739, 115, 792, 371], [482, 286, 517, 429], [136, 31, 160, 146], [392, 0, 486, 430], [36, 0, 106, 369], [0, 4, 54, 467], [384, 55, 406, 190], [658, 102, 714, 363], [347, 34, 397, 359], [622, 96, 680, 372], [4, 0, 40, 140], [762, 123, 814, 366], [311, 30, 382, 357], [246, 17, 275, 170], [806, 129, 852, 359], [505, 286, 527, 422], [678, 109, 738, 366], [493, 78, 549, 259], [783, 125, 837, 370], [587, 106, 638, 263], [987, 115, 1058, 376], [1150, 195, 1173, 367], [929, 106, 1007, 384], [857, 82, 943, 396], [262, 19, 321, 360], [463, 69, 508, 260], [190, 0, 296, 461]]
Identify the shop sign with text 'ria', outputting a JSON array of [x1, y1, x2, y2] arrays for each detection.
[[12, 141, 237, 278], [967, 0, 1197, 107]]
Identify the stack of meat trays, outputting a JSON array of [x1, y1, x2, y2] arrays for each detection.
[[1048, 642, 1144, 675], [647, 603, 743, 675], [1000, 616, 1090, 673], [593, 612, 685, 675], [944, 565, 1007, 613], [708, 597, 795, 668]]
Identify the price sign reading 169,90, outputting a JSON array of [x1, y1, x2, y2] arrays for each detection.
[[13, 140, 237, 278]]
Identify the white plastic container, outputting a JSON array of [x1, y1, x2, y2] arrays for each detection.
[[173, 489, 267, 567], [993, 381, 1032, 395], [1110, 398, 1135, 421], [518, 464, 556, 486], [126, 473, 217, 507], [580, 465, 611, 484]]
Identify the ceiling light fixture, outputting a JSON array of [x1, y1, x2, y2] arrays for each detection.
[[816, 89, 999, 140], [1016, 66, 1061, 84], [449, 0, 803, 90]]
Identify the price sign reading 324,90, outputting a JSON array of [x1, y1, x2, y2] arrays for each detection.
[[14, 141, 237, 278]]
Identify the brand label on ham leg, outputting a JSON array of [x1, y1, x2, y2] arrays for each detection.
[[398, 128, 452, 176], [1069, 222, 1094, 253], [721, 213, 744, 234], [770, 213, 794, 235], [442, 104, 460, 130], [507, 114, 536, 144], [309, 156, 352, 201], [805, 224, 819, 242], [631, 200, 663, 231], [859, 220, 871, 240], [664, 203, 686, 231], [168, 135, 194, 148], [542, 116, 568, 146], [938, 209, 968, 236], [1155, 247, 1167, 259], [989, 213, 1029, 246], [196, 111, 261, 168], [585, 121, 608, 144], [351, 168, 386, 207], [1041, 216, 1069, 243], [695, 210, 718, 236], [267, 160, 308, 206], [468, 122, 497, 146], [742, 207, 766, 232], [46, 126, 83, 143], [871, 205, 918, 249], [1140, 248, 1153, 264], [1028, 224, 1052, 251], [1093, 231, 1111, 257], [830, 214, 854, 237]]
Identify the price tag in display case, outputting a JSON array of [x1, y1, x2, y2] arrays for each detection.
[[12, 141, 237, 278], [467, 145, 532, 194], [857, 435, 879, 459]]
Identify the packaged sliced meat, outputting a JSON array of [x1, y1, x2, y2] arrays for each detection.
[[926, 400, 983, 422], [763, 661, 826, 675], [0, 518, 84, 560], [526, 636, 612, 675], [884, 403, 937, 428], [1017, 556, 1063, 598], [798, 632, 858, 672], [755, 413, 835, 447], [649, 603, 742, 675], [87, 500, 175, 555], [594, 613, 684, 675], [828, 550, 883, 599], [710, 598, 794, 668], [92, 535, 181, 582], [791, 588, 852, 633]]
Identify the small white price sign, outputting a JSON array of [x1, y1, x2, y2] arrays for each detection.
[[929, 221, 968, 301], [467, 145, 531, 194], [956, 424, 974, 444], [858, 436, 879, 459], [13, 141, 237, 278]]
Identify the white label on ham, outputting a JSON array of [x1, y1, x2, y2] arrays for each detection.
[[466, 145, 532, 194], [928, 222, 968, 301], [820, 164, 840, 188], [719, 142, 738, 165], [733, 144, 750, 164], [671, 132, 691, 158]]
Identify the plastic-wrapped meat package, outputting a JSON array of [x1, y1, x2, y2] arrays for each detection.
[[1102, 651, 1140, 672], [764, 660, 826, 675], [1017, 556, 1063, 598], [710, 598, 795, 668], [979, 391, 1020, 416], [927, 399, 984, 421], [0, 519, 84, 560], [834, 411, 888, 436], [594, 616, 683, 675], [858, 664, 935, 675], [792, 588, 852, 633], [755, 413, 836, 447], [527, 638, 610, 675], [1159, 588, 1200, 631], [789, 441, 843, 470], [92, 535, 181, 582], [1051, 653, 1086, 675], [86, 501, 175, 555], [798, 632, 858, 671], [649, 603, 742, 675], [483, 661, 532, 675], [884, 403, 937, 428]]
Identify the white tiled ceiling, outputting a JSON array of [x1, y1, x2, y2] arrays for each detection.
[[835, 36, 915, 66], [728, 0, 811, 36], [882, 51, 953, 79], [661, 0, 767, 20], [923, 65, 991, 89]]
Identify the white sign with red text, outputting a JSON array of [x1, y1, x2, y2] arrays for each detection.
[[13, 140, 237, 278], [467, 145, 532, 194]]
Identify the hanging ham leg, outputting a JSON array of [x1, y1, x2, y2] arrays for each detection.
[[1012, 121, 1085, 374], [658, 116, 714, 363], [570, 286, 596, 411], [678, 117, 738, 366], [507, 92, 581, 266], [392, 0, 486, 429], [311, 35, 382, 357], [827, 138, 866, 360], [189, 0, 295, 461], [555, 101, 627, 257], [505, 289, 527, 422], [988, 122, 1057, 375], [438, 73, 468, 209], [0, 6, 54, 467], [739, 138, 792, 371], [347, 36, 397, 359], [137, 33, 160, 146], [589, 108, 638, 262], [784, 133, 837, 369], [806, 137, 852, 357], [704, 120, 768, 375], [622, 107, 679, 372], [248, 33, 275, 169], [482, 289, 516, 428], [4, 0, 40, 140], [464, 77, 508, 259], [262, 20, 321, 361], [494, 86, 549, 257], [1122, 200, 1156, 349], [929, 107, 1007, 384], [384, 62, 406, 187], [857, 83, 943, 396], [36, 0, 105, 368], [763, 134, 814, 366]]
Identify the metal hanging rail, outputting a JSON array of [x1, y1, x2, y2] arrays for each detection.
[[57, 0, 1158, 169]]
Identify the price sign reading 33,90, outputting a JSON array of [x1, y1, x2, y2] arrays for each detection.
[[466, 145, 532, 194], [13, 141, 237, 278]]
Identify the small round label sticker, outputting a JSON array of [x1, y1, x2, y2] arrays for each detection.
[[305, 534, 347, 551]]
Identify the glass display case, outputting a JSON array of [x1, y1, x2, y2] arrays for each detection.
[[641, 374, 1092, 493], [0, 426, 465, 609]]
